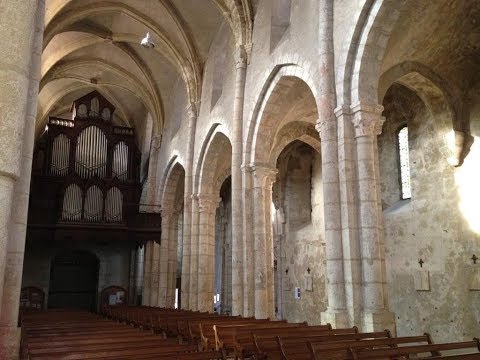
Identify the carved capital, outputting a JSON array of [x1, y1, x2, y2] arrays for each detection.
[[198, 194, 221, 214], [241, 163, 254, 174], [351, 103, 385, 138], [187, 102, 199, 119], [252, 164, 278, 189], [151, 135, 162, 150], [234, 45, 248, 69], [315, 117, 337, 140]]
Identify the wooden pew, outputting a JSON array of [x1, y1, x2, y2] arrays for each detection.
[[214, 323, 330, 358], [190, 318, 271, 348], [351, 339, 480, 359], [252, 329, 385, 360], [306, 333, 435, 360]]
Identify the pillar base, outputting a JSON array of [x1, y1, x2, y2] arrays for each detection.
[[0, 326, 20, 360], [361, 309, 396, 335], [321, 309, 349, 329]]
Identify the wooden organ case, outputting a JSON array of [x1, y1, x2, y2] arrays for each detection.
[[28, 91, 161, 244]]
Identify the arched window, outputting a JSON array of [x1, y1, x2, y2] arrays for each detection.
[[398, 126, 411, 199]]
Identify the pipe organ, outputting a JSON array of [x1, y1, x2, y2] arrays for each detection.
[[28, 91, 160, 245]]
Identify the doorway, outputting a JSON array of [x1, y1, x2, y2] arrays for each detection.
[[48, 250, 99, 311]]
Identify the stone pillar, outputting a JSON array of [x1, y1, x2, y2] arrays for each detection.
[[135, 245, 144, 305], [316, 0, 349, 329], [351, 103, 395, 332], [241, 165, 255, 317], [317, 119, 349, 327], [149, 241, 161, 306], [0, 2, 45, 358], [157, 209, 172, 307], [252, 165, 277, 319], [231, 45, 248, 316], [128, 248, 136, 304], [197, 195, 219, 312], [166, 210, 180, 307], [335, 106, 362, 327], [182, 104, 198, 310], [142, 241, 153, 305], [189, 195, 200, 310]]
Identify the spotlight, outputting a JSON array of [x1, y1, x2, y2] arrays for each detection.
[[140, 32, 155, 48]]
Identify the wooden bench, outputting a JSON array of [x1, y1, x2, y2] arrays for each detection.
[[351, 339, 480, 359], [214, 322, 326, 358], [252, 329, 383, 360], [197, 318, 275, 350], [306, 333, 435, 360]]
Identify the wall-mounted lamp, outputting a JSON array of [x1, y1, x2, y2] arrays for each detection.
[[141, 32, 155, 48], [307, 267, 311, 274], [472, 254, 478, 265], [418, 258, 424, 268], [274, 260, 277, 271], [285, 268, 289, 274]]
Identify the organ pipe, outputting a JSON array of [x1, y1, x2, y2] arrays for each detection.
[[51, 134, 70, 175], [75, 126, 107, 178], [113, 142, 129, 181]]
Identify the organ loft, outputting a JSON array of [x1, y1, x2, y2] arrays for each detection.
[[25, 91, 160, 311], [0, 0, 479, 359]]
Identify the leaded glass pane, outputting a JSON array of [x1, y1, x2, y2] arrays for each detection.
[[398, 126, 411, 199]]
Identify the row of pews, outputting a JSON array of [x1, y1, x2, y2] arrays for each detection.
[[20, 306, 480, 359]]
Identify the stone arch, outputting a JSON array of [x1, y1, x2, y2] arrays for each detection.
[[345, 0, 406, 106], [269, 121, 321, 166], [248, 73, 319, 167], [161, 162, 186, 212], [193, 127, 232, 312], [245, 64, 319, 166], [379, 61, 460, 130], [159, 161, 185, 308], [380, 62, 472, 167], [198, 130, 233, 196]]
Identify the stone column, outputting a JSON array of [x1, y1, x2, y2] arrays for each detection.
[[182, 104, 198, 310], [166, 210, 180, 307], [335, 106, 362, 327], [351, 103, 395, 332], [134, 245, 144, 305], [142, 241, 153, 305], [317, 119, 349, 327], [157, 209, 172, 307], [128, 248, 136, 304], [231, 45, 248, 316], [189, 195, 200, 310], [241, 165, 255, 317], [252, 165, 277, 319], [149, 241, 161, 306], [316, 0, 349, 329], [197, 195, 219, 312], [0, 2, 45, 358]]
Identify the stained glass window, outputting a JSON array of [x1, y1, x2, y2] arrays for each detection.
[[398, 126, 411, 199]]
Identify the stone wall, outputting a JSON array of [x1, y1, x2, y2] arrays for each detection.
[[379, 84, 480, 342], [273, 142, 327, 324]]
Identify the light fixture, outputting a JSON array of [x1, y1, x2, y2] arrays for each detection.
[[141, 32, 155, 48]]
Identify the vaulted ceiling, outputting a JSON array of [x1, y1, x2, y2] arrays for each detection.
[[39, 0, 254, 137]]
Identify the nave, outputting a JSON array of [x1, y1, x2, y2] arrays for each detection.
[[20, 307, 480, 359]]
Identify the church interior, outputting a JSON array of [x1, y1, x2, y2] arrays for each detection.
[[0, 0, 479, 358]]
